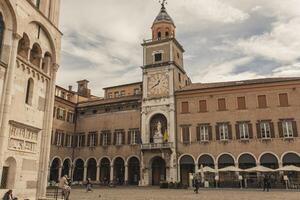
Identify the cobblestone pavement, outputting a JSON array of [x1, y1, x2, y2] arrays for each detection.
[[68, 187, 300, 200]]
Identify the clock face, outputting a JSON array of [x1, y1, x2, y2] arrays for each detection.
[[147, 73, 169, 97]]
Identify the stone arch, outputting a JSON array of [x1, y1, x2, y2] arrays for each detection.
[[179, 154, 195, 186], [86, 158, 97, 181], [17, 33, 30, 59], [126, 155, 140, 165], [30, 42, 42, 67], [61, 158, 71, 177], [0, 13, 4, 55], [217, 153, 235, 169], [99, 157, 110, 184], [113, 157, 125, 185], [238, 153, 257, 169], [197, 153, 215, 168], [73, 158, 84, 181], [50, 157, 61, 182], [281, 152, 300, 167], [127, 156, 140, 185], [1, 157, 17, 189], [150, 156, 166, 185], [259, 152, 279, 169], [0, 1, 17, 33]]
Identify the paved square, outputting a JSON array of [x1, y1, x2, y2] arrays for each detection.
[[68, 187, 300, 200]]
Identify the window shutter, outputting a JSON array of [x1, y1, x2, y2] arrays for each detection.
[[228, 124, 232, 139], [279, 93, 288, 107], [256, 123, 261, 138], [235, 124, 240, 140], [61, 133, 65, 146], [100, 133, 104, 146], [199, 100, 207, 112], [208, 126, 212, 141], [258, 95, 267, 108], [182, 127, 189, 143], [54, 132, 58, 145], [95, 133, 98, 146], [216, 125, 220, 140], [137, 131, 141, 144], [122, 131, 125, 145], [181, 102, 189, 113], [87, 134, 90, 147], [107, 132, 111, 145], [113, 132, 117, 145], [278, 121, 283, 138], [82, 135, 86, 147], [196, 126, 200, 141], [270, 122, 275, 138], [128, 131, 131, 145], [53, 107, 56, 118], [56, 108, 60, 119], [218, 98, 226, 111], [237, 97, 246, 110], [249, 123, 253, 139], [292, 121, 298, 137]]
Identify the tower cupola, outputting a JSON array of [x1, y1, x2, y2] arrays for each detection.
[[152, 0, 176, 40]]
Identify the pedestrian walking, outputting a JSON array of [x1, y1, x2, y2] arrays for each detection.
[[86, 178, 93, 192], [59, 175, 71, 200], [193, 175, 200, 194], [263, 175, 270, 192]]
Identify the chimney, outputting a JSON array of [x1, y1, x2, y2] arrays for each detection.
[[68, 85, 73, 92], [77, 79, 91, 98]]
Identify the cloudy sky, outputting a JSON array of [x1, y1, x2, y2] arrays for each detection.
[[58, 0, 300, 96]]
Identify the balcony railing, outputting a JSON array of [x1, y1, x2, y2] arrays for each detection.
[[141, 142, 173, 150]]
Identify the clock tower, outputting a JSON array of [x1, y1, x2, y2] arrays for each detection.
[[140, 1, 191, 186]]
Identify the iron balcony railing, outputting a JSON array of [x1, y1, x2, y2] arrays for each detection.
[[141, 142, 173, 150]]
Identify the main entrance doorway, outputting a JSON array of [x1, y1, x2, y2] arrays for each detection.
[[151, 157, 166, 185]]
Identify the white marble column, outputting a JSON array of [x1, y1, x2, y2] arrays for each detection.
[[83, 165, 87, 182], [58, 166, 62, 180], [110, 164, 114, 183], [125, 164, 128, 185], [96, 165, 100, 182], [0, 33, 20, 182]]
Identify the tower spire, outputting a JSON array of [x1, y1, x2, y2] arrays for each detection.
[[159, 0, 167, 9]]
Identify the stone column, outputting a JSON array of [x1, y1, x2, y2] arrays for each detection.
[[110, 164, 114, 183], [96, 165, 100, 182], [58, 166, 62, 181], [214, 163, 219, 188], [125, 164, 128, 185], [36, 63, 59, 199], [83, 165, 87, 182], [0, 34, 20, 182]]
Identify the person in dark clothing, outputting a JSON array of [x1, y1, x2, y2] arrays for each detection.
[[194, 176, 200, 194], [86, 178, 92, 192], [2, 190, 17, 200], [263, 175, 270, 192]]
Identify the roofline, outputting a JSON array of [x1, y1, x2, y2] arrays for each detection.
[[176, 78, 300, 94], [103, 81, 142, 90], [55, 85, 76, 94]]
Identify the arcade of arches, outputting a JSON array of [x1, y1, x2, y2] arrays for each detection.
[[49, 152, 300, 186]]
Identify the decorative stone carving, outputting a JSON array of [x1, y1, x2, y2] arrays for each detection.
[[8, 120, 40, 153], [153, 121, 163, 143]]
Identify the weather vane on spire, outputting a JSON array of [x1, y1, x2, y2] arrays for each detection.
[[159, 0, 167, 8]]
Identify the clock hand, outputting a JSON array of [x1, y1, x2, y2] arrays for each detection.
[[151, 80, 161, 89]]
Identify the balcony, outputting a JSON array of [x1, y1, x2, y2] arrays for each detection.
[[141, 142, 173, 150]]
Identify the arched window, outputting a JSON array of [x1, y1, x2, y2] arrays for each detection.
[[17, 33, 30, 60], [42, 52, 52, 74], [165, 32, 169, 38], [157, 32, 161, 40], [25, 78, 34, 105], [30, 43, 42, 67], [36, 0, 41, 9], [0, 14, 4, 56]]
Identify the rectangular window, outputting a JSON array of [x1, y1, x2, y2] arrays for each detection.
[[55, 131, 64, 146], [219, 123, 229, 141], [199, 100, 207, 112], [237, 96, 246, 110], [279, 93, 289, 107], [199, 125, 209, 142], [114, 91, 120, 98], [129, 129, 140, 145], [120, 90, 126, 97], [258, 95, 267, 108], [239, 122, 249, 139], [115, 131, 123, 145], [181, 102, 189, 113], [178, 73, 181, 82], [101, 131, 111, 146], [134, 88, 140, 95], [154, 53, 162, 62], [282, 121, 293, 138], [67, 112, 74, 123], [65, 134, 72, 147], [108, 93, 113, 98], [182, 126, 190, 143], [78, 134, 86, 147], [218, 98, 226, 111], [260, 122, 271, 139], [88, 132, 97, 147]]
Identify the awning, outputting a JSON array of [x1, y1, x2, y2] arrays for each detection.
[[197, 166, 216, 173], [244, 166, 275, 172], [276, 165, 300, 172], [218, 166, 243, 172]]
